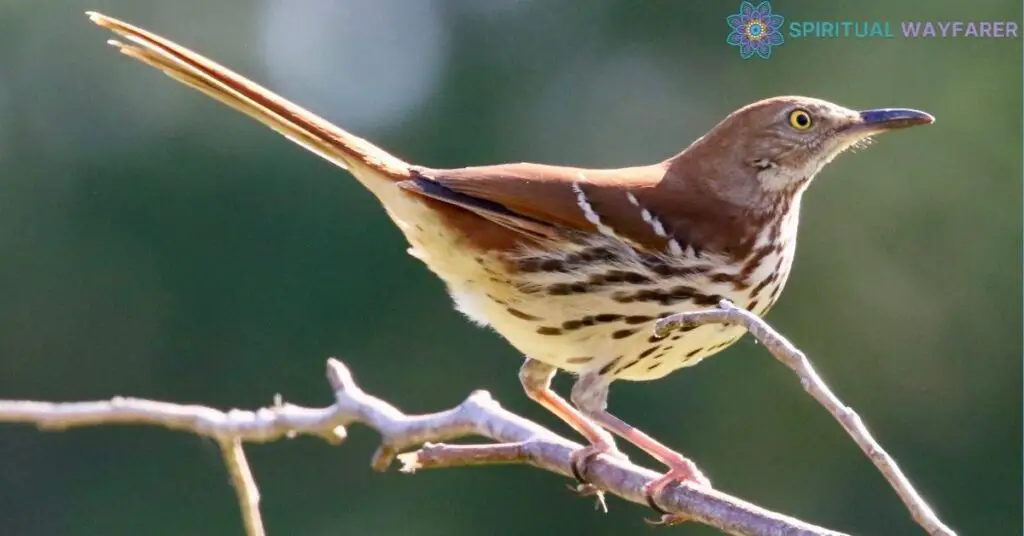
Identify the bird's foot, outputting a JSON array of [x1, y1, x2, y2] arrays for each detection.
[[642, 456, 711, 526], [566, 442, 628, 512], [570, 441, 628, 484]]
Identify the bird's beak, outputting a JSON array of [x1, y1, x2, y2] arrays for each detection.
[[850, 108, 935, 134]]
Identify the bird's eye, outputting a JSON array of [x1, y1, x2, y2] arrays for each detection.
[[788, 109, 812, 130]]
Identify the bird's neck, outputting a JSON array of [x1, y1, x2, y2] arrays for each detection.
[[664, 142, 781, 213], [654, 146, 805, 262]]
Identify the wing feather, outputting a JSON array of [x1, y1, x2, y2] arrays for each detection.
[[407, 163, 678, 252]]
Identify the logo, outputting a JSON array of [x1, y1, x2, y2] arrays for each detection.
[[726, 2, 1017, 58], [726, 1, 785, 59]]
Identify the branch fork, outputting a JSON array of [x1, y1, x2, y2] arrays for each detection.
[[0, 301, 955, 536]]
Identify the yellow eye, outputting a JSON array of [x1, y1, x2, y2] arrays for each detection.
[[788, 109, 812, 130]]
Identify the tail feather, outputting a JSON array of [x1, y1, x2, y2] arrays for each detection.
[[87, 12, 411, 193]]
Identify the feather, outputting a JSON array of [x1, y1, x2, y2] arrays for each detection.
[[408, 163, 685, 254]]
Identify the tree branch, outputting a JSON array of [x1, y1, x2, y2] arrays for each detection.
[[0, 358, 846, 536], [220, 438, 265, 536], [656, 300, 956, 536], [0, 301, 955, 536]]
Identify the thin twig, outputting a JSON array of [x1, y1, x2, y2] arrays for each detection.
[[0, 359, 846, 536], [220, 439, 265, 536], [656, 300, 956, 536]]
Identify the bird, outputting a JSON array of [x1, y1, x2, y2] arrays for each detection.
[[87, 12, 934, 522]]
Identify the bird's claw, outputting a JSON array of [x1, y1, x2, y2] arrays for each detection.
[[643, 482, 691, 526], [566, 482, 609, 512], [569, 443, 627, 484], [641, 461, 711, 527], [567, 443, 627, 513]]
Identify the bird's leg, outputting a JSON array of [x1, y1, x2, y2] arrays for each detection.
[[518, 359, 625, 490], [571, 373, 711, 525]]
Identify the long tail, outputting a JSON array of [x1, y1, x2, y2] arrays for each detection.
[[86, 12, 411, 196]]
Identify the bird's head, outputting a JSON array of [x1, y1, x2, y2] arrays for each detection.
[[685, 96, 934, 202]]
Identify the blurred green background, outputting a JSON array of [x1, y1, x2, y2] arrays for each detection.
[[0, 1, 1020, 535]]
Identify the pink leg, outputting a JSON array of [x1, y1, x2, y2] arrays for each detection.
[[518, 360, 624, 483], [571, 374, 710, 524]]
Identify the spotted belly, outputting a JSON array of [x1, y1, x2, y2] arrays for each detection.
[[452, 284, 740, 381], [447, 240, 794, 382]]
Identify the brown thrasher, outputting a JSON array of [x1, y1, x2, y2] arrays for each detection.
[[88, 13, 933, 521]]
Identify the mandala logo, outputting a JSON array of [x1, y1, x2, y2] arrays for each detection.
[[727, 1, 785, 59]]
